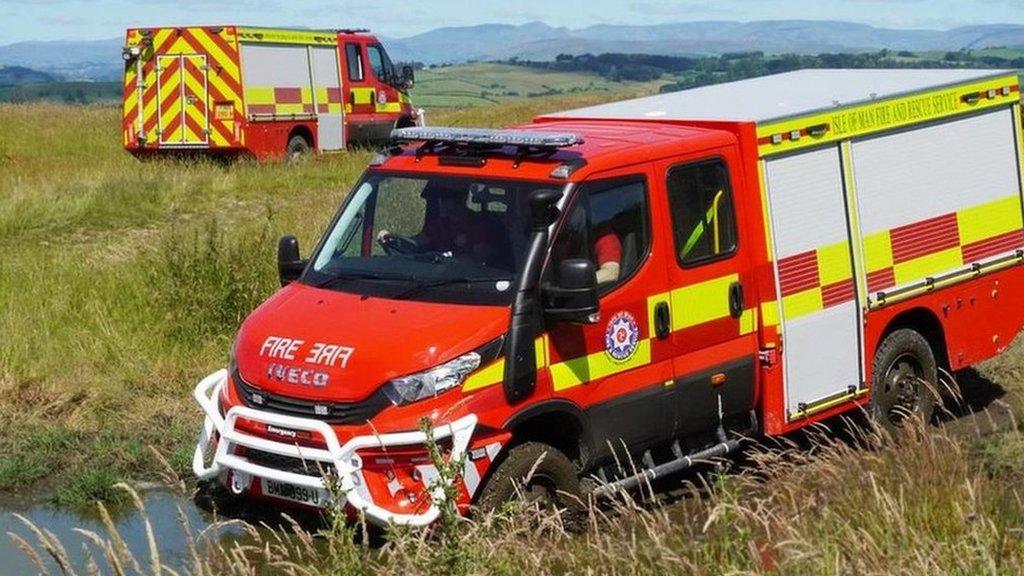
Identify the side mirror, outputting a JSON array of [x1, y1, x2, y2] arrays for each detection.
[[543, 259, 599, 324], [401, 65, 415, 90], [277, 235, 307, 286]]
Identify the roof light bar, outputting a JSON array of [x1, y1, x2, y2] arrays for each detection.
[[391, 127, 584, 148]]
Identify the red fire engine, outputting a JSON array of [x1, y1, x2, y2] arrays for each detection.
[[121, 26, 420, 160], [192, 69, 1024, 526]]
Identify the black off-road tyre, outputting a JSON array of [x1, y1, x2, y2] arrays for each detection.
[[475, 442, 585, 526], [286, 134, 311, 161], [870, 328, 938, 431]]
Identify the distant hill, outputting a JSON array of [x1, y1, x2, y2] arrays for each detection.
[[384, 20, 1024, 63], [0, 65, 59, 85], [2, 20, 1024, 81], [0, 38, 122, 81]]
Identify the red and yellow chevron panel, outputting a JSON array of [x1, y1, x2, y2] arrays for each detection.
[[863, 195, 1024, 296], [123, 26, 243, 149]]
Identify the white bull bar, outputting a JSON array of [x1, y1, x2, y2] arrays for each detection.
[[192, 369, 477, 527]]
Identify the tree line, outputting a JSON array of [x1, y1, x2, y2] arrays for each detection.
[[504, 49, 1024, 93]]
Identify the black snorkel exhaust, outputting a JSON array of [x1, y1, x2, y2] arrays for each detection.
[[503, 188, 563, 404]]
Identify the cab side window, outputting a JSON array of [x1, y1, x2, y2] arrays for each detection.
[[549, 177, 650, 293], [345, 44, 364, 81], [667, 160, 738, 266]]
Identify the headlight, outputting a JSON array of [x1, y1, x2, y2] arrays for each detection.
[[383, 352, 481, 405]]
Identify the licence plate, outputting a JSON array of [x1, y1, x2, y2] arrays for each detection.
[[261, 478, 328, 507]]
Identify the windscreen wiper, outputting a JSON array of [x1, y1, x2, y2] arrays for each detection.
[[389, 277, 508, 301], [309, 271, 399, 289]]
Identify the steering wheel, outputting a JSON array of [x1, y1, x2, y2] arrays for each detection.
[[377, 232, 420, 255]]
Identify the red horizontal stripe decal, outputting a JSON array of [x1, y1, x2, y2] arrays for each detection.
[[821, 280, 855, 308], [317, 103, 329, 113], [327, 87, 342, 103], [777, 250, 820, 296], [890, 213, 959, 264], [247, 104, 275, 114], [274, 87, 303, 104], [866, 268, 896, 293], [961, 229, 1024, 263]]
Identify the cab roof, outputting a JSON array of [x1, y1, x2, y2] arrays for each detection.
[[379, 120, 735, 182]]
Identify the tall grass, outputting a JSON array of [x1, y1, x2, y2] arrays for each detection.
[[10, 421, 1024, 575]]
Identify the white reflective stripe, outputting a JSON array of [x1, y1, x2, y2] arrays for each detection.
[[485, 442, 501, 461], [191, 370, 477, 527], [462, 459, 481, 495]]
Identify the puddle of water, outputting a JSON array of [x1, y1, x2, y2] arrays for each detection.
[[0, 491, 248, 576]]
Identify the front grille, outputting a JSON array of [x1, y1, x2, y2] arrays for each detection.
[[245, 448, 337, 477], [233, 369, 389, 425]]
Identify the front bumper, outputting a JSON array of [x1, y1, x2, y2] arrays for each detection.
[[192, 369, 478, 527]]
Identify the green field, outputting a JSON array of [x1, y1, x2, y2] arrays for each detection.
[[410, 62, 663, 107], [3, 92, 1024, 573], [0, 62, 658, 107]]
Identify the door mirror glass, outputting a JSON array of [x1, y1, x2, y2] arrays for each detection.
[[401, 65, 415, 90], [543, 258, 599, 324], [277, 235, 307, 286]]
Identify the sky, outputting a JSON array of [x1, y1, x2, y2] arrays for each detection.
[[1, 0, 1023, 44]]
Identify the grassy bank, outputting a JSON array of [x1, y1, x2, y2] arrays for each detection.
[[0, 91, 646, 506], [12, 408, 1024, 575]]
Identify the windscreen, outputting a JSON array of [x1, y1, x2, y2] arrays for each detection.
[[306, 172, 562, 305]]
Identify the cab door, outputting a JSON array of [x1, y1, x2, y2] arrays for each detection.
[[656, 150, 759, 438], [337, 36, 375, 141], [544, 166, 676, 459]]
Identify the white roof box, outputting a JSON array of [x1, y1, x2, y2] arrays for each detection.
[[549, 69, 1019, 124]]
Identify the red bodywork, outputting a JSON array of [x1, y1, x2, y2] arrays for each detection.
[[213, 118, 1024, 515]]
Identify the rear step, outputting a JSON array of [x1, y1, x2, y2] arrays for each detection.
[[591, 425, 744, 498]]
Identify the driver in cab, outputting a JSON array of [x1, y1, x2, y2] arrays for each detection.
[[376, 184, 501, 264]]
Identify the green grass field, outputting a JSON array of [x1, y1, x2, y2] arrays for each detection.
[[410, 62, 664, 107], [3, 91, 1024, 574]]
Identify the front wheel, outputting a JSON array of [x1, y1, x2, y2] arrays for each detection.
[[870, 328, 938, 431], [475, 442, 584, 518]]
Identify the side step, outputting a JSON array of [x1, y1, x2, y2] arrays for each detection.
[[591, 428, 743, 499]]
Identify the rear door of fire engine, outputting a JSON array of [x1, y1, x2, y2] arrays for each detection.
[[545, 164, 677, 458], [655, 148, 759, 437]]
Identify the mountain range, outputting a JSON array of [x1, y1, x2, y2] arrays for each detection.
[[2, 20, 1023, 83]]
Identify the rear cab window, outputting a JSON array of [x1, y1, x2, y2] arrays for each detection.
[[345, 43, 364, 81], [666, 159, 738, 267]]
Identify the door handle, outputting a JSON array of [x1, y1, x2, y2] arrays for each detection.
[[729, 281, 744, 319], [654, 302, 670, 339]]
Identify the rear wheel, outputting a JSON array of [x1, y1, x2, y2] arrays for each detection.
[[286, 134, 310, 161], [870, 328, 938, 430], [475, 442, 584, 518]]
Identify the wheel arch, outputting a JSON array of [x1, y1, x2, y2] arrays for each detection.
[[287, 125, 315, 149], [503, 400, 593, 467], [877, 306, 950, 371]]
